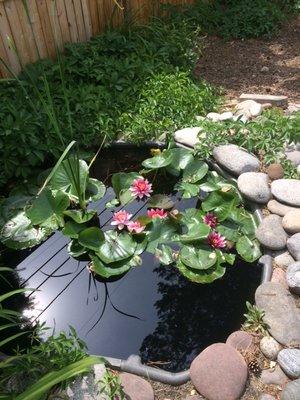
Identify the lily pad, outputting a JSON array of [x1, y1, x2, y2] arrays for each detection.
[[142, 150, 173, 169], [90, 254, 139, 279], [86, 178, 106, 202], [96, 231, 137, 264], [236, 236, 262, 263], [177, 259, 226, 284], [78, 227, 105, 252], [147, 195, 174, 210], [179, 245, 217, 270], [182, 160, 208, 183], [155, 245, 175, 265]]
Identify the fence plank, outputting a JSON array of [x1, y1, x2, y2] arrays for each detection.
[[81, 0, 92, 39], [0, 32, 9, 77], [55, 0, 71, 45], [0, 2, 21, 74], [15, 0, 38, 63], [36, 0, 56, 57], [73, 0, 87, 41], [46, 0, 64, 51], [26, 0, 48, 59], [64, 0, 79, 42]]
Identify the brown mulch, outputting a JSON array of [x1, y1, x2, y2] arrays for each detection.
[[194, 17, 300, 103]]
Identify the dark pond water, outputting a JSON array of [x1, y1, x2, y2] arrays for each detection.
[[1, 147, 262, 372]]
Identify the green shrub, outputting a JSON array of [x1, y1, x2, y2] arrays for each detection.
[[169, 0, 297, 39], [0, 20, 220, 190]]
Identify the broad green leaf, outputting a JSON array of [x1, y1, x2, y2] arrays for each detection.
[[142, 150, 173, 169], [229, 208, 258, 239], [146, 218, 179, 253], [67, 240, 87, 258], [78, 227, 105, 252], [62, 221, 86, 239], [180, 220, 210, 243], [169, 148, 194, 170], [179, 245, 217, 270], [236, 236, 262, 263], [155, 245, 175, 265], [217, 220, 240, 242], [50, 157, 89, 201], [0, 195, 32, 223], [174, 181, 200, 198], [90, 254, 140, 279], [202, 190, 240, 221], [182, 160, 208, 183], [96, 231, 137, 264], [63, 209, 96, 224], [111, 172, 140, 198], [85, 178, 106, 202], [147, 194, 174, 210], [105, 199, 120, 208], [177, 259, 226, 284]]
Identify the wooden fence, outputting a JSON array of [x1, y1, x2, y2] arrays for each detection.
[[0, 0, 194, 78]]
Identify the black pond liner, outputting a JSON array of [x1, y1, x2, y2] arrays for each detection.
[[1, 142, 272, 385]]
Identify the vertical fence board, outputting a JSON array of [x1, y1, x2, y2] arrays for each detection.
[[0, 0, 194, 77]]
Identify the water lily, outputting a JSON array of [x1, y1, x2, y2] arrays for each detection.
[[111, 210, 132, 230], [130, 177, 153, 199], [147, 208, 168, 219], [203, 213, 218, 229], [127, 220, 145, 234], [207, 231, 226, 249]]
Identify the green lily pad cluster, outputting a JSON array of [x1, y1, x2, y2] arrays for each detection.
[[0, 147, 262, 284]]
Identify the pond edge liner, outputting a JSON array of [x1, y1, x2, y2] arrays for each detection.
[[0, 140, 272, 387], [94, 140, 272, 385]]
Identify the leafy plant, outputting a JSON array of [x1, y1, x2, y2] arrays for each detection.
[[99, 370, 126, 400], [242, 301, 269, 334]]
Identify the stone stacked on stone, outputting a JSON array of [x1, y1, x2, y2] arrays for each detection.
[[287, 234, 300, 261], [286, 262, 300, 295], [260, 365, 289, 386], [259, 336, 282, 360], [271, 179, 300, 207], [277, 349, 300, 379], [237, 172, 271, 204], [273, 251, 295, 269], [267, 200, 299, 217], [282, 210, 300, 234], [256, 215, 288, 250], [226, 331, 254, 351]]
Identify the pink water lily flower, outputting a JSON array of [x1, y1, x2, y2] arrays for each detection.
[[130, 177, 153, 199], [111, 210, 132, 230], [147, 208, 168, 219], [127, 220, 145, 234], [203, 213, 218, 229], [207, 231, 226, 249]]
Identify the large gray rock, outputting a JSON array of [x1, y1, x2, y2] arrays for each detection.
[[260, 365, 289, 386], [286, 262, 300, 295], [271, 179, 300, 207], [237, 172, 271, 204], [212, 144, 260, 177], [283, 210, 300, 234], [287, 234, 300, 261], [267, 200, 299, 217], [174, 127, 202, 147], [273, 250, 295, 268], [259, 336, 282, 360], [190, 343, 248, 400], [281, 379, 300, 400], [255, 282, 300, 347], [286, 151, 300, 166], [256, 215, 288, 250], [236, 100, 263, 117], [278, 349, 300, 379]]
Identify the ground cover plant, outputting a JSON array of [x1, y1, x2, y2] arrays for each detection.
[[194, 109, 300, 178], [0, 146, 261, 284], [0, 15, 220, 191]]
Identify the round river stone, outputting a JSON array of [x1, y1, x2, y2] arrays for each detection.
[[256, 215, 288, 250], [259, 336, 282, 360], [278, 349, 300, 379], [267, 200, 299, 217], [255, 282, 300, 347], [271, 179, 300, 207], [190, 343, 248, 400], [286, 262, 300, 295], [174, 127, 201, 148], [272, 250, 295, 269], [281, 379, 300, 400], [260, 365, 289, 386], [267, 163, 284, 180], [237, 172, 271, 204], [120, 373, 154, 400], [287, 233, 300, 261], [282, 210, 300, 234], [212, 144, 260, 177], [226, 330, 254, 351]]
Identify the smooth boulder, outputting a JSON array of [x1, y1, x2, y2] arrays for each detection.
[[267, 200, 299, 217], [286, 262, 300, 295], [273, 250, 295, 269], [212, 144, 260, 177], [120, 373, 154, 400], [174, 127, 202, 148], [282, 210, 300, 234], [226, 331, 254, 351], [281, 379, 300, 400], [237, 172, 271, 203], [190, 343, 248, 400], [259, 336, 282, 360], [255, 282, 300, 347], [256, 215, 288, 250], [260, 365, 289, 386], [271, 179, 300, 207], [287, 233, 300, 261], [278, 349, 300, 379]]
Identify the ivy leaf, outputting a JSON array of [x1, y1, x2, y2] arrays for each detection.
[[179, 245, 217, 270], [85, 178, 106, 202], [182, 160, 208, 183], [236, 236, 262, 263], [147, 194, 174, 210], [78, 227, 105, 252], [96, 231, 137, 264]]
